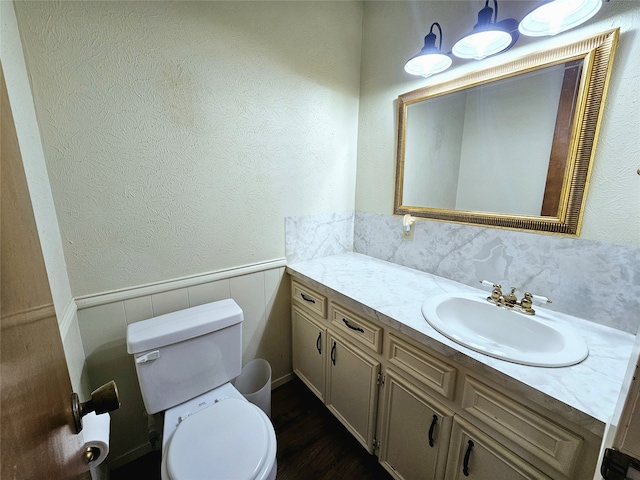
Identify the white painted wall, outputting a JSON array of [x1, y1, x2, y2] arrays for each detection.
[[14, 0, 363, 297], [11, 0, 363, 467], [356, 1, 640, 246]]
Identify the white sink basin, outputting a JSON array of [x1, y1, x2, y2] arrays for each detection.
[[421, 293, 588, 367]]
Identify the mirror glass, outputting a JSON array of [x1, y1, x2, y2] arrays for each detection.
[[394, 30, 619, 235]]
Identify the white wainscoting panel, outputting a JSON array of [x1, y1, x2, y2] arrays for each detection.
[[76, 259, 290, 469]]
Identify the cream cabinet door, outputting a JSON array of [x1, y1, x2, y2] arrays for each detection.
[[445, 417, 552, 480], [292, 306, 326, 401], [326, 333, 381, 453], [378, 370, 454, 480]]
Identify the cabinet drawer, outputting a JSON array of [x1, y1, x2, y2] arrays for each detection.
[[387, 334, 456, 400], [292, 281, 327, 318], [462, 376, 583, 478], [330, 304, 382, 353]]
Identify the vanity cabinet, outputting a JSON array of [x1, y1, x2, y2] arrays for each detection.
[[377, 369, 454, 480], [444, 417, 551, 480], [325, 332, 380, 453], [325, 303, 383, 452], [291, 281, 328, 400], [292, 280, 382, 452], [460, 376, 584, 478], [289, 276, 601, 480], [292, 306, 326, 401]]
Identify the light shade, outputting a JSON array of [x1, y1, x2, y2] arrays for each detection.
[[519, 0, 602, 37], [404, 23, 452, 78], [452, 1, 517, 60], [404, 51, 453, 77], [452, 29, 512, 60]]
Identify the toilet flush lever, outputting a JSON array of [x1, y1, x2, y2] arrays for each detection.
[[136, 350, 160, 364]]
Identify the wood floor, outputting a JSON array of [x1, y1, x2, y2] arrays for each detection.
[[273, 378, 392, 480], [112, 377, 393, 479]]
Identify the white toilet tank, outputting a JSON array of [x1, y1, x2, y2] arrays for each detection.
[[126, 299, 243, 414]]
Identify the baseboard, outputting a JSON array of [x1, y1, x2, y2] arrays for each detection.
[[272, 372, 295, 390]]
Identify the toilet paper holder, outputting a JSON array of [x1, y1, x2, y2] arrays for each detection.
[[71, 380, 121, 434], [84, 446, 101, 464]]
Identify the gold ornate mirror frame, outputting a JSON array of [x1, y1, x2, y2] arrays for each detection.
[[394, 29, 619, 235]]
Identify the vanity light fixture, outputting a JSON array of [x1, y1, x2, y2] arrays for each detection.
[[519, 0, 602, 37], [452, 0, 519, 60], [404, 22, 452, 77], [403, 0, 603, 78]]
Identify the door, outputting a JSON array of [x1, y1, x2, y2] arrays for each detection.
[[378, 370, 454, 480], [292, 306, 326, 401], [325, 333, 380, 453], [444, 417, 551, 480], [1, 64, 90, 480]]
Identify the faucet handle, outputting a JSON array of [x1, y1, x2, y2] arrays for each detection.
[[479, 280, 502, 302], [519, 292, 552, 314], [528, 293, 552, 305]]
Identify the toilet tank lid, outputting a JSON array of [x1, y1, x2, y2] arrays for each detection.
[[126, 299, 243, 354]]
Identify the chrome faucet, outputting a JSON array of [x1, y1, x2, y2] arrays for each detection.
[[479, 280, 551, 315]]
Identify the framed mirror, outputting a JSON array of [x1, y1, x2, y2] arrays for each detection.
[[394, 29, 619, 235]]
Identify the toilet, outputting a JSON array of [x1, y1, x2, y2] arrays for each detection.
[[126, 299, 277, 480]]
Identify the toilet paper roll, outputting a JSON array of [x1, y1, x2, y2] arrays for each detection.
[[82, 411, 110, 467]]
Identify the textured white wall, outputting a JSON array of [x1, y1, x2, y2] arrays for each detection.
[[15, 1, 362, 297], [356, 1, 640, 246]]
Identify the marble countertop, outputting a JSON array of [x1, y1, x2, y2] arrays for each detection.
[[287, 252, 636, 432]]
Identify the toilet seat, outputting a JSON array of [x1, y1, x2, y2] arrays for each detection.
[[163, 398, 277, 480]]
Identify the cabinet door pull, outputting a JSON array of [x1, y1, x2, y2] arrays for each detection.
[[316, 332, 322, 354], [300, 293, 316, 304], [428, 414, 438, 447], [463, 439, 474, 476], [331, 341, 336, 365], [342, 318, 364, 333]]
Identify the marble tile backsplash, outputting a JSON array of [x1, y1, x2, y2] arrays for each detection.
[[285, 211, 354, 264], [285, 211, 640, 334]]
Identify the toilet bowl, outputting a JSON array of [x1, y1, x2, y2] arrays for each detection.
[[161, 383, 277, 480], [126, 300, 277, 480]]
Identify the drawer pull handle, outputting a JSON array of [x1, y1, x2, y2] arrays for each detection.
[[342, 318, 364, 333], [463, 439, 474, 476], [331, 341, 336, 365], [300, 293, 316, 304], [428, 414, 438, 447], [316, 332, 322, 354]]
